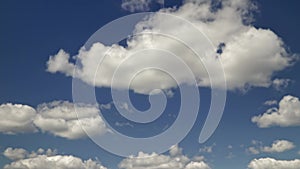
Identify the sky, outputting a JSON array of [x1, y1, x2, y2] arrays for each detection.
[[0, 0, 300, 169]]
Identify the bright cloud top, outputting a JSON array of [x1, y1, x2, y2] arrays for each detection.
[[247, 140, 295, 154], [34, 101, 107, 139], [3, 147, 57, 161], [3, 148, 107, 169], [0, 103, 38, 134], [0, 101, 108, 139], [252, 95, 300, 128], [248, 158, 300, 169], [118, 145, 211, 169], [46, 0, 294, 95]]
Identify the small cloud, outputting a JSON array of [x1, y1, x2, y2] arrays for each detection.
[[272, 78, 291, 91], [199, 143, 216, 153], [252, 95, 300, 128], [247, 147, 260, 155], [263, 100, 277, 106], [246, 140, 295, 154], [115, 122, 134, 128], [121, 0, 164, 12]]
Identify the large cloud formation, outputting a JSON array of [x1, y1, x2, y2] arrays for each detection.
[[47, 0, 294, 94], [118, 145, 211, 169], [3, 146, 209, 169], [248, 158, 300, 169], [252, 95, 300, 128], [0, 101, 108, 139]]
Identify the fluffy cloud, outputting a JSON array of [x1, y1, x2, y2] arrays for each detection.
[[0, 101, 108, 139], [261, 140, 295, 153], [34, 101, 108, 139], [0, 103, 38, 134], [121, 0, 164, 12], [4, 154, 106, 169], [118, 145, 211, 169], [247, 140, 295, 154], [47, 0, 295, 94], [252, 95, 300, 128], [3, 148, 28, 161], [3, 147, 57, 161], [248, 158, 300, 169]]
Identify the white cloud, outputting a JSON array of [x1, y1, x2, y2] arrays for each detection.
[[248, 158, 300, 169], [4, 155, 107, 169], [3, 148, 28, 161], [0, 103, 38, 134], [263, 100, 277, 106], [0, 101, 108, 139], [3, 147, 57, 161], [252, 95, 300, 128], [34, 101, 108, 139], [121, 0, 164, 12], [247, 140, 295, 154], [3, 147, 107, 169], [118, 145, 211, 169], [199, 144, 215, 153], [46, 0, 295, 94], [272, 78, 291, 91], [261, 140, 295, 153], [247, 147, 260, 155]]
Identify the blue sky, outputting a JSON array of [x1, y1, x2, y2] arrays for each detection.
[[1, 0, 300, 169]]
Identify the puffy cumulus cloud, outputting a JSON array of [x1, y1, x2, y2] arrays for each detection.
[[252, 95, 300, 128], [47, 0, 295, 94], [0, 103, 38, 134], [121, 0, 164, 12], [261, 140, 295, 153], [0, 101, 108, 139], [118, 145, 211, 169], [3, 147, 57, 161], [246, 140, 295, 154], [3, 147, 107, 169], [4, 155, 107, 169], [3, 148, 28, 161], [33, 101, 108, 139], [248, 158, 300, 169]]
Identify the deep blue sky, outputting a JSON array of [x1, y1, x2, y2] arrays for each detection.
[[0, 0, 300, 169]]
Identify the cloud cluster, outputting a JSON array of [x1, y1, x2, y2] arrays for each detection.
[[252, 95, 300, 128], [118, 145, 211, 169], [121, 0, 164, 12], [3, 147, 57, 161], [0, 101, 108, 139], [47, 0, 294, 94], [247, 140, 295, 154], [3, 149, 107, 169], [248, 158, 300, 169], [3, 146, 209, 169]]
